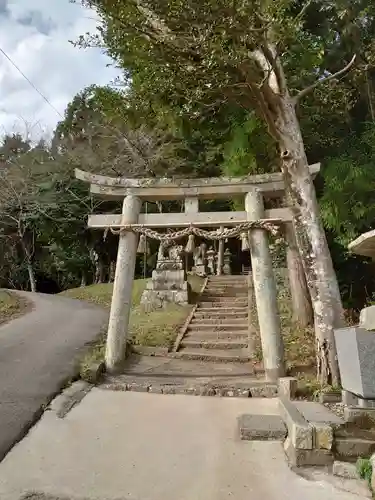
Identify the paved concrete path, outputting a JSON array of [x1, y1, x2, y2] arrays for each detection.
[[0, 390, 368, 500], [0, 291, 107, 462]]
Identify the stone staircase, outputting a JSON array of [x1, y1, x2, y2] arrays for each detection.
[[177, 275, 252, 362]]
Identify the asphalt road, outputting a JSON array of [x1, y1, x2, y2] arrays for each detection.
[[0, 291, 107, 462]]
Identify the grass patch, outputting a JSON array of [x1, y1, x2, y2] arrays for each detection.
[[63, 274, 204, 379], [61, 280, 146, 309], [0, 290, 29, 325], [61, 273, 204, 364], [357, 457, 373, 491]]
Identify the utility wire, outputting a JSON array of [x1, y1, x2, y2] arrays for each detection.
[[0, 46, 64, 119]]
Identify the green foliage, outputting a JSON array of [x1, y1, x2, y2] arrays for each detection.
[[221, 114, 277, 177], [357, 457, 373, 488], [320, 123, 375, 245]]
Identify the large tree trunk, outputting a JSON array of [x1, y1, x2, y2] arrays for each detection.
[[20, 237, 36, 292], [285, 222, 313, 327], [27, 262, 37, 292], [95, 258, 105, 284], [108, 261, 116, 283], [274, 94, 345, 385], [80, 273, 87, 288]]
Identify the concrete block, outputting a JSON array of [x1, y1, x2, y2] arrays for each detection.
[[333, 460, 359, 480], [278, 397, 313, 449], [335, 437, 375, 461], [283, 437, 333, 467], [278, 377, 297, 400], [342, 390, 359, 407], [238, 414, 286, 441]]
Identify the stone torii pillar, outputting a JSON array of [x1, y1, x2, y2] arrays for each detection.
[[216, 225, 225, 276], [245, 190, 285, 381], [106, 195, 141, 372]]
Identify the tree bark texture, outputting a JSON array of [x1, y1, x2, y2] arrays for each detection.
[[275, 95, 345, 385], [285, 222, 313, 327], [27, 262, 37, 292]]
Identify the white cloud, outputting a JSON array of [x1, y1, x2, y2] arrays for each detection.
[[0, 0, 120, 140]]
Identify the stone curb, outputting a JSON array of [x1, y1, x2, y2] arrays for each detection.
[[102, 382, 278, 398], [238, 413, 287, 441], [278, 397, 313, 449], [48, 381, 93, 418]]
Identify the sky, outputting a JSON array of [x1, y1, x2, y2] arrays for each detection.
[[0, 0, 120, 140]]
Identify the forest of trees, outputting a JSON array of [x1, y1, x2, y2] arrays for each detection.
[[1, 0, 375, 379]]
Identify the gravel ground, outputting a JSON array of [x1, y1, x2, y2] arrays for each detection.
[[324, 402, 345, 419]]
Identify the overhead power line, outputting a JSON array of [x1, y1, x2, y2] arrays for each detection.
[[0, 45, 64, 119]]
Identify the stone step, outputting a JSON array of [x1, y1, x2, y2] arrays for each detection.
[[238, 414, 287, 441], [190, 317, 248, 326], [204, 285, 248, 290], [180, 339, 248, 350], [293, 401, 344, 427], [197, 303, 248, 310], [203, 287, 248, 297], [194, 311, 248, 319], [209, 275, 247, 279], [207, 281, 247, 286], [203, 294, 247, 299], [335, 437, 375, 462], [175, 347, 252, 363], [206, 283, 247, 288], [186, 330, 249, 340], [188, 323, 248, 332], [197, 306, 248, 312], [200, 297, 248, 304]]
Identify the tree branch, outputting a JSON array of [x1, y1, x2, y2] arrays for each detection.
[[294, 55, 357, 103], [295, 0, 315, 24]]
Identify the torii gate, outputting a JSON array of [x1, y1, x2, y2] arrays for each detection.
[[76, 163, 320, 381]]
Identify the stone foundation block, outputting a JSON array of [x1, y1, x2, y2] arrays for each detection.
[[283, 437, 333, 467], [278, 397, 313, 449], [313, 423, 333, 450]]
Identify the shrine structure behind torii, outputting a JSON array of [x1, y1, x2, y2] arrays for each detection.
[[76, 163, 320, 381]]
